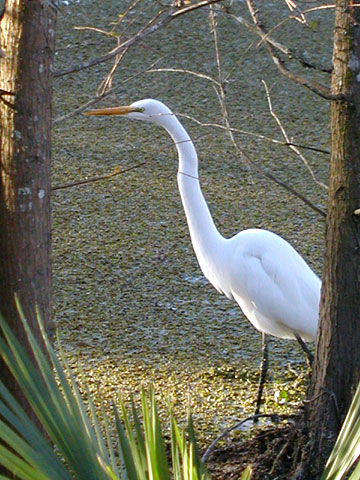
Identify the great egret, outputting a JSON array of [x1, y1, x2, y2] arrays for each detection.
[[85, 99, 321, 413]]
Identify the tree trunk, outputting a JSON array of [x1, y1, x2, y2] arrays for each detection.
[[0, 0, 56, 410], [304, 1, 360, 476]]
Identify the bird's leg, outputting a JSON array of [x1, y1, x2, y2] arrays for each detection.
[[254, 332, 269, 418], [294, 332, 313, 366]]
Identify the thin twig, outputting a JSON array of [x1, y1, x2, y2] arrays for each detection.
[[53, 0, 223, 78], [146, 67, 221, 86], [53, 57, 164, 124], [202, 413, 290, 462], [74, 26, 117, 37], [269, 424, 298, 477], [245, 0, 344, 101], [178, 114, 330, 155], [53, 8, 173, 77], [110, 0, 145, 36], [53, 96, 110, 124], [302, 4, 360, 15], [225, 11, 332, 73], [97, 46, 129, 96], [171, 0, 224, 17], [283, 0, 306, 23], [258, 165, 326, 217], [51, 162, 147, 192], [143, 62, 330, 156], [209, 7, 327, 218], [262, 80, 328, 190], [95, 5, 166, 94]]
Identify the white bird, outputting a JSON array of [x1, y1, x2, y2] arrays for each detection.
[[85, 99, 321, 413]]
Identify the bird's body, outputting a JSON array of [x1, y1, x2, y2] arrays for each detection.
[[85, 98, 320, 363], [224, 228, 319, 341]]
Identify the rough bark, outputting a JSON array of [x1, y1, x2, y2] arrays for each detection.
[[0, 0, 56, 407], [304, 1, 360, 477]]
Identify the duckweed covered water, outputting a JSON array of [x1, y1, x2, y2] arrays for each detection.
[[52, 0, 331, 447]]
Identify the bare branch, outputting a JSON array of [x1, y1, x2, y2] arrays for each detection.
[[262, 80, 328, 190], [146, 67, 221, 86], [74, 25, 116, 37], [53, 8, 173, 77], [97, 46, 128, 96], [144, 64, 329, 160], [209, 8, 326, 218], [144, 65, 329, 155], [244, 0, 344, 101], [54, 96, 109, 124], [226, 12, 330, 73], [53, 0, 223, 78], [53, 57, 165, 124], [270, 52, 342, 101], [220, 7, 332, 73], [51, 162, 148, 192], [171, 0, 224, 17], [283, 0, 306, 23], [202, 413, 292, 463], [259, 166, 326, 217], [179, 113, 330, 155]]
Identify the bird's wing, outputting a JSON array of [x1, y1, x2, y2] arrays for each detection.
[[229, 244, 320, 339]]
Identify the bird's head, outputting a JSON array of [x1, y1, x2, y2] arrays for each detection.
[[84, 99, 174, 126]]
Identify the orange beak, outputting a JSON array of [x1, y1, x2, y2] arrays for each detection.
[[84, 106, 144, 116]]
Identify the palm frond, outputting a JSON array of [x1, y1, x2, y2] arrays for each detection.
[[0, 308, 211, 480], [321, 381, 360, 480]]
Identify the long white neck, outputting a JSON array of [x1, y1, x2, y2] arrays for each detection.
[[161, 115, 225, 282]]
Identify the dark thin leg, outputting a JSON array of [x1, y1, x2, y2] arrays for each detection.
[[295, 332, 313, 366], [254, 332, 269, 417]]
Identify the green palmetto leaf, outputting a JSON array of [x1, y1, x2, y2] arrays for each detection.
[[348, 460, 360, 480], [115, 395, 148, 480], [0, 384, 71, 480], [170, 409, 211, 480], [115, 390, 212, 480], [113, 402, 140, 480], [170, 412, 183, 480], [321, 381, 360, 480], [0, 344, 74, 479], [0, 444, 48, 480], [187, 413, 211, 480], [131, 397, 149, 476], [3, 303, 359, 480], [142, 388, 171, 480], [0, 306, 212, 480], [240, 465, 253, 480], [101, 398, 120, 477], [0, 307, 115, 480]]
